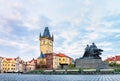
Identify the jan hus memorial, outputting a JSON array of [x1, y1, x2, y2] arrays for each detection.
[[75, 43, 108, 69]]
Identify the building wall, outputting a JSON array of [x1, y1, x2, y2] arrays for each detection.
[[53, 55, 60, 69], [26, 65, 36, 72], [19, 62, 25, 72], [15, 57, 25, 72], [18, 60, 26, 72], [26, 59, 36, 72], [0, 57, 3, 72], [37, 58, 46, 68], [1, 57, 25, 73], [59, 57, 70, 64], [46, 54, 53, 69], [2, 58, 16, 72], [115, 61, 120, 64], [40, 37, 53, 54], [69, 58, 73, 64]]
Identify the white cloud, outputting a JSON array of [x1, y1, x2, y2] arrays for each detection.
[[83, 0, 91, 6], [0, 38, 38, 51], [115, 34, 120, 38], [0, 38, 39, 60], [0, 0, 120, 61], [97, 41, 112, 47], [54, 41, 84, 59]]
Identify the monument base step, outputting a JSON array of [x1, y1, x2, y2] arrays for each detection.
[[75, 59, 109, 69]]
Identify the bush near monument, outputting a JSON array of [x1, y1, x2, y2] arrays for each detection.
[[109, 62, 120, 67], [29, 70, 44, 74]]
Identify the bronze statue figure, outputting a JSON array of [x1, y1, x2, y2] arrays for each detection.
[[83, 43, 103, 59]]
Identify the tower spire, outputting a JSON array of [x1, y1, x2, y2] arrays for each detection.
[[43, 27, 51, 37]]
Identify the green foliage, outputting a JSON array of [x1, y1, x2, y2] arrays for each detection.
[[30, 70, 44, 74], [68, 64, 75, 69], [109, 62, 116, 67], [79, 68, 82, 72], [109, 62, 120, 67], [114, 68, 120, 72]]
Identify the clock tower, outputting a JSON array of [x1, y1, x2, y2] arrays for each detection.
[[40, 27, 54, 54]]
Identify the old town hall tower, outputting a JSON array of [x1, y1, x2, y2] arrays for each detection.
[[40, 27, 54, 54]]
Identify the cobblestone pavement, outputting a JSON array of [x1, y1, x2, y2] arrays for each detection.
[[0, 74, 120, 81]]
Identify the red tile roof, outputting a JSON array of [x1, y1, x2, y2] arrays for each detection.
[[57, 53, 66, 57], [6, 58, 16, 61], [28, 58, 37, 63], [57, 53, 72, 59], [106, 55, 120, 62], [115, 55, 120, 61]]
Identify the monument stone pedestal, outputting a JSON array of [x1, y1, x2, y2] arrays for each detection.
[[75, 58, 109, 69], [75, 43, 109, 69]]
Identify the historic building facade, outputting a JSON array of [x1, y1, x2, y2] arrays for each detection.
[[46, 53, 60, 69], [36, 53, 46, 69], [105, 55, 120, 64], [26, 58, 37, 72], [1, 57, 25, 73], [37, 27, 54, 69], [57, 53, 73, 69], [0, 27, 73, 72], [37, 27, 73, 69]]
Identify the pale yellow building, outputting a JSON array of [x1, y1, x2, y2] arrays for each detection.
[[1, 57, 25, 73], [56, 53, 73, 69], [53, 54, 60, 69], [2, 58, 17, 72], [57, 53, 72, 65]]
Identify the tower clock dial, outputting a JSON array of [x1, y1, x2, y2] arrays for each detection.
[[45, 40, 47, 44]]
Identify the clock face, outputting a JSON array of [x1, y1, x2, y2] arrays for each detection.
[[45, 40, 47, 44]]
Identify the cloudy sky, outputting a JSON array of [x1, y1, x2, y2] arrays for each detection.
[[0, 0, 120, 61]]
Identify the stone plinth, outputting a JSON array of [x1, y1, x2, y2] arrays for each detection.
[[75, 58, 109, 69]]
